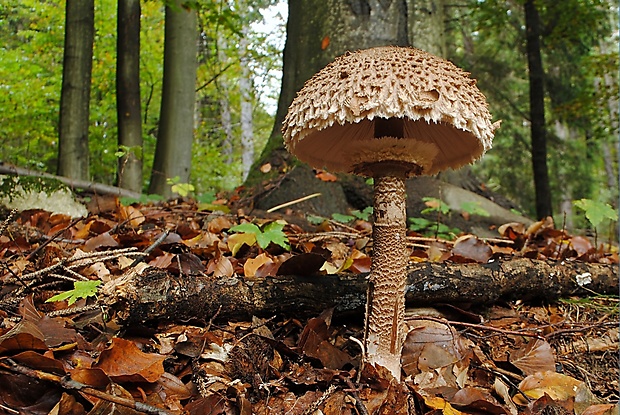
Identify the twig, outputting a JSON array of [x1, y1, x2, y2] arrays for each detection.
[[0, 209, 18, 235], [128, 230, 170, 268], [0, 358, 174, 415], [267, 193, 322, 213], [472, 363, 530, 403], [25, 217, 84, 261], [343, 376, 369, 415], [301, 384, 337, 415], [406, 315, 545, 340], [544, 321, 618, 340]]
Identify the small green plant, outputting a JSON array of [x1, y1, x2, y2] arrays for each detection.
[[460, 201, 490, 217], [115, 145, 143, 160], [120, 194, 165, 205], [408, 217, 461, 240], [421, 197, 450, 215], [229, 221, 290, 251], [167, 176, 195, 197], [331, 207, 374, 224], [46, 280, 101, 306], [573, 199, 618, 228]]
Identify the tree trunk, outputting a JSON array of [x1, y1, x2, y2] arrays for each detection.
[[217, 38, 234, 165], [247, 0, 410, 185], [104, 258, 618, 325], [57, 0, 94, 181], [524, 0, 553, 219], [239, 7, 254, 182], [406, 0, 446, 57], [148, 1, 197, 197], [116, 0, 143, 193]]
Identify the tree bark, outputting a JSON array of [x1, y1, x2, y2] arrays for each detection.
[[105, 258, 617, 325], [524, 0, 553, 219], [57, 0, 94, 182], [239, 2, 254, 182], [116, 0, 143, 193], [247, 0, 410, 185], [148, 1, 197, 197]]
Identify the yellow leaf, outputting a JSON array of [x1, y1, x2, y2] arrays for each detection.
[[423, 395, 466, 415], [227, 233, 256, 256], [514, 371, 585, 405]]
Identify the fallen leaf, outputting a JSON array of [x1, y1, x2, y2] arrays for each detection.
[[228, 232, 257, 256], [509, 338, 556, 375], [452, 235, 492, 263], [95, 337, 165, 383], [244, 253, 274, 277], [315, 169, 337, 182], [514, 371, 585, 405]]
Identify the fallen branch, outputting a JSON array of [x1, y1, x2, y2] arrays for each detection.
[[0, 359, 174, 415], [103, 258, 617, 324], [0, 162, 142, 199]]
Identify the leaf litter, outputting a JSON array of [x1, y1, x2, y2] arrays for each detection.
[[0, 197, 617, 414]]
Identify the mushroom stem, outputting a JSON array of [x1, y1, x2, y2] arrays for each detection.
[[364, 172, 408, 380]]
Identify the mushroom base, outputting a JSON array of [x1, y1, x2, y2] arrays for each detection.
[[364, 173, 408, 380]]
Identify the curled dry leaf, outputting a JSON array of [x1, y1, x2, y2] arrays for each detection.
[[243, 253, 274, 277], [402, 319, 471, 379], [207, 255, 234, 277], [451, 235, 493, 263]]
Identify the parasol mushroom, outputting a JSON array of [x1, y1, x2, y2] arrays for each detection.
[[282, 46, 499, 380]]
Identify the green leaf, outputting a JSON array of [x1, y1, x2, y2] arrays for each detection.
[[408, 217, 433, 231], [230, 223, 261, 235], [258, 221, 290, 250], [332, 213, 355, 223], [46, 280, 101, 306], [573, 199, 618, 228], [421, 197, 451, 215], [460, 201, 490, 217], [230, 221, 290, 251], [351, 206, 373, 221], [307, 214, 327, 225]]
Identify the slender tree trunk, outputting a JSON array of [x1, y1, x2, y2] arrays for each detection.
[[524, 0, 553, 218], [148, 1, 197, 197], [217, 38, 234, 165], [116, 0, 143, 193], [239, 15, 254, 181], [57, 0, 94, 181]]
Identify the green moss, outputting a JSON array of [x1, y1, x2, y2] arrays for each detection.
[[0, 175, 66, 202]]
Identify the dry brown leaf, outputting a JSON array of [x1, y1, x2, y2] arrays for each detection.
[[452, 235, 493, 263], [509, 338, 556, 375], [94, 337, 165, 383], [207, 255, 234, 277]]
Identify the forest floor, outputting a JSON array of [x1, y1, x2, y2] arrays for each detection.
[[0, 196, 617, 415]]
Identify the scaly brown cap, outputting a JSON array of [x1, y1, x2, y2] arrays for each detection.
[[282, 46, 499, 176]]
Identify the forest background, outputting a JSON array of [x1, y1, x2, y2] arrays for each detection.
[[0, 0, 618, 232]]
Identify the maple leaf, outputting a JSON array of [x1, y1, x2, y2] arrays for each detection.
[[46, 280, 101, 306], [229, 221, 290, 251]]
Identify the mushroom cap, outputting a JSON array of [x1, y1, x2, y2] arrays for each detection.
[[282, 46, 498, 176]]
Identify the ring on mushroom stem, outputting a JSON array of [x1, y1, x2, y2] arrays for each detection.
[[282, 46, 498, 380]]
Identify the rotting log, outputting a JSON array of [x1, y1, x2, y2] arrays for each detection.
[[103, 258, 617, 324]]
